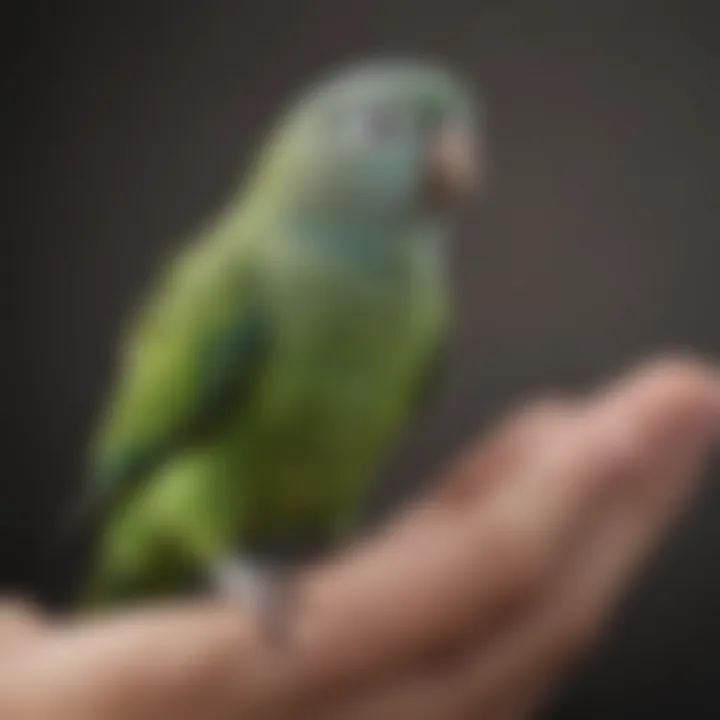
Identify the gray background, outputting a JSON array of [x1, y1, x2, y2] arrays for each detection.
[[5, 0, 720, 716]]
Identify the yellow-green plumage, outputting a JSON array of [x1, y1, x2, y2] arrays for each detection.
[[80, 59, 477, 605]]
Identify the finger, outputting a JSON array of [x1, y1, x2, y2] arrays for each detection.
[[482, 356, 720, 588], [434, 398, 574, 508], [492, 388, 718, 718], [309, 356, 720, 720], [454, 357, 720, 717], [382, 398, 575, 549]]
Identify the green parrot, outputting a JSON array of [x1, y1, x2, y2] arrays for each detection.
[[75, 58, 480, 613]]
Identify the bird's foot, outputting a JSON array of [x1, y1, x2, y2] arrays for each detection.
[[209, 555, 297, 646]]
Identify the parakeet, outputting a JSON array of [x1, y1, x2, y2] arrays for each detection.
[[75, 58, 480, 612]]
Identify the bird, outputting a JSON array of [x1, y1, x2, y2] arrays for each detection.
[[72, 58, 481, 632]]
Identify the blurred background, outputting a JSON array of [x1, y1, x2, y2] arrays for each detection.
[[4, 0, 719, 716]]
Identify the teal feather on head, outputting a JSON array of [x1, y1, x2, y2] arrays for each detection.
[[249, 57, 481, 220]]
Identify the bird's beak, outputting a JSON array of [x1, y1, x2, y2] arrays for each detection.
[[425, 121, 480, 206]]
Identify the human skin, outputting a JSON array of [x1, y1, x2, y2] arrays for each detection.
[[1, 354, 719, 720]]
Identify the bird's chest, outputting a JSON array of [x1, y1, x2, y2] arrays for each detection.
[[258, 253, 442, 454]]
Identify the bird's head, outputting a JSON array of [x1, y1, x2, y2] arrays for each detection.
[[250, 59, 483, 224]]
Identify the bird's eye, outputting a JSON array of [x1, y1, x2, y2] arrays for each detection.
[[351, 106, 409, 143]]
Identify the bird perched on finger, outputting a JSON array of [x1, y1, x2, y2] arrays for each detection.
[[70, 58, 483, 636]]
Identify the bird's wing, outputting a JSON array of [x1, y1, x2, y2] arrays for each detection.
[[86, 236, 270, 513]]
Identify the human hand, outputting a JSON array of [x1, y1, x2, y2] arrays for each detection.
[[1, 355, 718, 720]]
